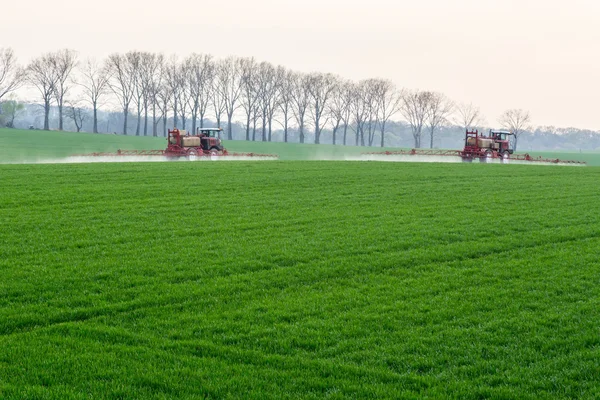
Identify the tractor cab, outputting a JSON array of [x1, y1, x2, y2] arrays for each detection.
[[489, 130, 512, 141], [489, 130, 514, 154], [197, 127, 222, 139], [196, 128, 223, 151]]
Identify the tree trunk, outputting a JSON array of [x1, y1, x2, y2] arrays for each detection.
[[172, 99, 179, 127], [135, 102, 141, 136], [144, 106, 148, 136], [58, 102, 63, 131], [245, 114, 251, 141], [43, 100, 50, 130], [284, 118, 288, 143], [191, 109, 198, 136], [227, 112, 233, 140], [299, 122, 304, 144], [261, 115, 267, 142], [173, 98, 178, 128], [314, 109, 320, 144], [152, 103, 157, 137], [268, 118, 272, 142], [333, 124, 339, 145], [430, 127, 434, 149], [380, 122, 386, 147], [93, 106, 98, 133], [252, 116, 257, 141], [123, 108, 128, 135], [343, 125, 348, 146]]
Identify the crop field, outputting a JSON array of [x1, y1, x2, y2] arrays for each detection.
[[2, 128, 600, 164], [1, 158, 600, 399]]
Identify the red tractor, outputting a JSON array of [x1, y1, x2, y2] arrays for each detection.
[[461, 130, 514, 162], [165, 128, 226, 159]]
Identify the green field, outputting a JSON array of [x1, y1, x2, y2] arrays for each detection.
[[1, 128, 599, 164], [1, 129, 600, 398]]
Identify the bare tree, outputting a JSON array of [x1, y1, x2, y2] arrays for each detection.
[[400, 90, 431, 148], [197, 59, 214, 130], [106, 52, 136, 134], [375, 80, 402, 148], [307, 72, 337, 144], [137, 52, 163, 136], [361, 79, 381, 147], [327, 79, 352, 145], [350, 81, 369, 146], [426, 92, 454, 148], [212, 74, 227, 129], [126, 52, 146, 135], [156, 82, 172, 136], [256, 61, 280, 142], [0, 48, 26, 102], [78, 58, 109, 133], [276, 66, 295, 143], [145, 54, 165, 136], [291, 73, 311, 143], [454, 102, 485, 131], [65, 101, 87, 132], [177, 69, 190, 130], [27, 53, 59, 130], [340, 82, 355, 145], [239, 57, 260, 141], [53, 49, 78, 131], [215, 57, 243, 140], [185, 53, 213, 134], [164, 56, 183, 129], [498, 109, 531, 151]]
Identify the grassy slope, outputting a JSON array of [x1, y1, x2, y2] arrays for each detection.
[[1, 161, 600, 399], [1, 127, 599, 164], [0, 128, 165, 162]]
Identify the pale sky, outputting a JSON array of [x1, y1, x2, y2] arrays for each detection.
[[4, 0, 600, 129]]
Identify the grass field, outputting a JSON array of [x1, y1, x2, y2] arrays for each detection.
[[1, 127, 599, 164], [1, 128, 600, 398], [1, 157, 600, 398]]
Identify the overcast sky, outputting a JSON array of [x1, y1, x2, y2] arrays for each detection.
[[3, 0, 600, 129]]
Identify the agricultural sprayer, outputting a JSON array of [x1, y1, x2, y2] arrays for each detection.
[[363, 130, 586, 165], [77, 128, 279, 161]]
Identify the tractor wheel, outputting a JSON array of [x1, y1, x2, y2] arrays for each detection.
[[501, 151, 510, 164], [187, 148, 199, 161], [484, 149, 493, 163], [209, 148, 220, 157]]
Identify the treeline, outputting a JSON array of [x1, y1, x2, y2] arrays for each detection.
[[0, 47, 595, 151]]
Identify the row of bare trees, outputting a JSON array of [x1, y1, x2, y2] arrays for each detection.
[[1, 47, 532, 149]]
